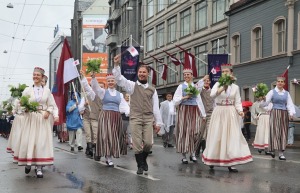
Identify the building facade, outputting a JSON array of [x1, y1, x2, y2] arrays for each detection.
[[106, 0, 143, 70], [226, 0, 300, 106], [48, 36, 71, 90], [142, 0, 236, 98]]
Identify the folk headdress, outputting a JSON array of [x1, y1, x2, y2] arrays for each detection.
[[221, 64, 233, 71], [33, 67, 45, 75], [106, 73, 115, 80], [182, 68, 193, 74]]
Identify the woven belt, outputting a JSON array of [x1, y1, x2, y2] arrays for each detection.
[[216, 103, 234, 106]]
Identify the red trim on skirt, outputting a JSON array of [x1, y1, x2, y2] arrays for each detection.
[[202, 154, 253, 164]]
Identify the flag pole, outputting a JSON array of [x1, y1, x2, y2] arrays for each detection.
[[149, 54, 178, 73], [71, 81, 82, 119], [172, 43, 208, 65], [77, 76, 92, 112]]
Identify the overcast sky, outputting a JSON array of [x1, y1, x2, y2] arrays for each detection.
[[0, 0, 74, 102]]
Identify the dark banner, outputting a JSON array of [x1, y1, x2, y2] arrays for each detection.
[[207, 54, 228, 88], [121, 46, 140, 81]]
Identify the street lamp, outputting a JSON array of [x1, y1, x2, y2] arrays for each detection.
[[7, 3, 14, 8]]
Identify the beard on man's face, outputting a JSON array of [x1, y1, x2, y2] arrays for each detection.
[[138, 77, 148, 84]]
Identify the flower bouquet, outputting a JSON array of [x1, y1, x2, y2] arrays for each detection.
[[184, 84, 200, 97], [83, 58, 102, 75], [3, 101, 13, 113], [253, 83, 269, 98], [218, 74, 236, 87], [20, 95, 40, 113]]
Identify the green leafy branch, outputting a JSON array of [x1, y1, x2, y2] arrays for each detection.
[[218, 74, 236, 87], [184, 84, 200, 97], [83, 58, 102, 75], [254, 83, 269, 98], [20, 95, 40, 113]]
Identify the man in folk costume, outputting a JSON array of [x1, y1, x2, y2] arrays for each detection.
[[173, 68, 206, 164], [194, 74, 214, 157], [260, 76, 295, 160], [112, 54, 163, 175], [160, 92, 176, 148], [80, 79, 103, 160]]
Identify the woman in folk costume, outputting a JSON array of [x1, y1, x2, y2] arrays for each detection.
[[260, 76, 295, 160], [251, 84, 272, 154], [14, 67, 57, 178], [81, 72, 129, 167], [66, 92, 84, 152], [173, 68, 206, 164], [202, 64, 252, 172], [7, 97, 24, 155]]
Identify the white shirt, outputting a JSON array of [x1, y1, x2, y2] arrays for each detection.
[[264, 86, 295, 116], [173, 81, 206, 117], [33, 85, 43, 102], [81, 77, 129, 114], [112, 66, 163, 126]]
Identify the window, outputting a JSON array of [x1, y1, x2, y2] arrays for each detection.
[[195, 1, 207, 31], [273, 17, 286, 54], [195, 44, 207, 76], [212, 37, 227, 54], [157, 0, 165, 12], [169, 0, 176, 5], [180, 9, 191, 37], [294, 82, 300, 105], [147, 63, 154, 84], [251, 26, 262, 60], [179, 52, 184, 81], [157, 59, 164, 86], [146, 29, 154, 51], [167, 56, 177, 83], [147, 0, 154, 19], [212, 0, 227, 23], [243, 88, 250, 101], [156, 23, 164, 48], [231, 34, 240, 64], [167, 16, 177, 43]]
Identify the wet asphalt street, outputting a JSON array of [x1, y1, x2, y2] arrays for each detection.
[[1, 135, 300, 193]]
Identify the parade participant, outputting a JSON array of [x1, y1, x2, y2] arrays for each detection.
[[81, 72, 129, 167], [14, 67, 57, 178], [261, 76, 295, 160], [112, 54, 162, 175], [41, 75, 59, 125], [66, 92, 84, 152], [80, 81, 103, 159], [173, 68, 206, 164], [202, 64, 252, 172], [120, 93, 132, 149], [160, 92, 175, 148], [195, 75, 214, 157]]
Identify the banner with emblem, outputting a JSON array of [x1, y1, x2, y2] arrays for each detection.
[[207, 54, 228, 87], [121, 46, 140, 81]]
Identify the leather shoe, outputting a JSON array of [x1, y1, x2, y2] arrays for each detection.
[[209, 166, 214, 169], [70, 147, 74, 152], [78, 146, 83, 151], [106, 161, 114, 167], [228, 167, 238, 173], [136, 167, 144, 175], [279, 155, 286, 160], [25, 166, 31, 174], [269, 152, 275, 158], [167, 144, 174, 148], [182, 158, 188, 164], [94, 155, 101, 161], [189, 156, 197, 163]]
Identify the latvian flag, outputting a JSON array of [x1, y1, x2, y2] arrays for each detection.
[[149, 67, 157, 85], [161, 64, 168, 81], [163, 50, 182, 66]]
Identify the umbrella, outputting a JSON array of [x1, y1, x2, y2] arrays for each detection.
[[242, 101, 253, 107]]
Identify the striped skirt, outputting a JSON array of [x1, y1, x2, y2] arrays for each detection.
[[96, 110, 126, 158], [269, 109, 289, 151], [175, 105, 203, 154], [253, 114, 270, 149], [202, 106, 252, 166]]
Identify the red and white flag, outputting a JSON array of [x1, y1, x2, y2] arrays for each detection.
[[175, 45, 198, 77], [281, 67, 289, 91], [64, 58, 80, 84], [149, 67, 157, 85], [163, 50, 182, 66], [73, 59, 80, 66], [127, 46, 139, 57], [161, 64, 168, 81]]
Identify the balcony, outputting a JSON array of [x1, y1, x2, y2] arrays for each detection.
[[106, 34, 118, 46]]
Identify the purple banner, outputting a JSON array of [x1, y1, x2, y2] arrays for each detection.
[[121, 46, 140, 81], [207, 54, 228, 87]]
